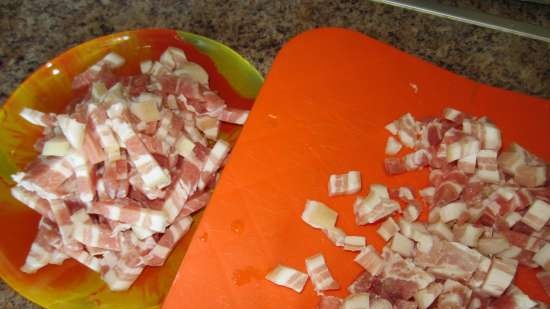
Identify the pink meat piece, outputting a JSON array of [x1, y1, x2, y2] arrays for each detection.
[[49, 200, 75, 246], [121, 74, 150, 97], [433, 180, 463, 207], [101, 252, 145, 291], [90, 199, 167, 232], [72, 64, 117, 91], [384, 157, 407, 175], [403, 149, 432, 171], [348, 271, 375, 294], [103, 157, 129, 199], [162, 160, 202, 221], [316, 296, 343, 309], [20, 157, 73, 199], [82, 122, 107, 164], [10, 186, 54, 220], [142, 216, 193, 266], [219, 107, 249, 125], [428, 241, 482, 282], [20, 218, 61, 273], [436, 279, 472, 309], [198, 139, 230, 190], [73, 223, 121, 251], [178, 190, 212, 217], [395, 300, 417, 309]]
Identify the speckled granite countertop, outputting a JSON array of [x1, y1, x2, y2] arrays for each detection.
[[1, 0, 549, 308]]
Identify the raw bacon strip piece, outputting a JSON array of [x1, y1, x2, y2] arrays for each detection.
[[198, 139, 230, 190], [265, 264, 308, 293], [102, 254, 144, 291], [88, 105, 121, 161], [491, 285, 538, 309], [370, 298, 392, 309], [443, 107, 465, 123], [403, 202, 421, 222], [62, 244, 101, 272], [393, 113, 418, 148], [11, 186, 53, 220], [390, 232, 414, 257], [57, 115, 86, 149], [532, 243, 550, 271], [355, 184, 399, 225], [348, 271, 374, 294], [343, 236, 366, 251], [317, 295, 343, 309], [328, 171, 361, 196], [49, 200, 74, 246], [82, 125, 107, 164], [498, 150, 526, 176], [427, 241, 482, 282], [154, 109, 183, 154], [110, 117, 171, 190], [439, 201, 467, 223], [178, 191, 211, 218], [103, 156, 129, 199], [322, 226, 346, 247], [384, 157, 406, 175], [90, 200, 167, 232], [73, 223, 120, 251], [381, 248, 435, 295], [515, 164, 547, 188], [21, 218, 59, 273], [181, 111, 208, 146], [158, 47, 187, 70], [65, 151, 94, 202], [174, 61, 209, 85], [377, 217, 400, 241], [520, 199, 550, 231], [476, 150, 500, 183], [219, 107, 249, 125], [128, 169, 166, 200], [354, 245, 385, 276], [20, 108, 57, 127], [436, 279, 472, 309], [41, 136, 71, 157], [468, 256, 491, 289], [162, 160, 201, 221], [481, 258, 518, 297], [403, 149, 431, 171], [427, 221, 454, 241], [19, 157, 73, 200], [414, 282, 443, 309], [537, 271, 550, 297], [462, 119, 502, 151], [385, 136, 402, 155], [302, 200, 338, 230], [453, 223, 483, 247], [305, 253, 339, 292], [195, 115, 220, 140], [433, 180, 463, 207], [142, 216, 193, 266], [341, 293, 369, 309]]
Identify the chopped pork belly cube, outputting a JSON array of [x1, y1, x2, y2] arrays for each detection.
[[322, 226, 346, 247], [57, 115, 85, 149], [490, 285, 538, 309], [414, 282, 443, 309], [439, 201, 467, 223], [370, 298, 393, 309], [265, 264, 308, 293], [521, 199, 550, 231], [344, 236, 366, 251], [443, 107, 465, 123], [427, 221, 454, 241], [41, 136, 70, 157], [328, 171, 361, 196], [354, 245, 385, 276], [515, 165, 547, 188], [341, 293, 370, 309], [218, 107, 249, 125], [385, 136, 402, 155], [403, 203, 421, 222], [20, 107, 56, 127], [481, 258, 518, 297], [453, 223, 483, 247], [533, 243, 550, 271], [377, 217, 400, 241], [305, 253, 339, 292], [468, 255, 491, 289], [436, 279, 472, 308], [301, 200, 338, 230], [390, 232, 414, 257], [317, 296, 343, 309], [355, 184, 399, 225], [477, 236, 510, 256], [129, 100, 161, 122], [475, 150, 500, 183]]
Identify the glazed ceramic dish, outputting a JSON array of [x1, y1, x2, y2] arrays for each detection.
[[0, 29, 263, 309]]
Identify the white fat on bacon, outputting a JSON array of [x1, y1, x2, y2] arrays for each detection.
[[305, 253, 339, 292], [415, 282, 443, 309], [328, 171, 361, 196], [41, 136, 71, 157], [377, 217, 400, 241], [385, 136, 402, 155], [265, 264, 308, 293], [343, 236, 366, 252], [341, 293, 370, 309], [354, 245, 385, 276], [57, 115, 85, 149], [521, 199, 550, 231], [481, 258, 518, 297], [354, 184, 399, 225], [532, 243, 550, 271], [390, 232, 414, 257], [322, 226, 346, 247], [302, 200, 338, 230]]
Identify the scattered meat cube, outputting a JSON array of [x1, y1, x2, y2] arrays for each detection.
[[414, 282, 443, 309], [316, 295, 343, 309], [390, 232, 414, 257], [385, 136, 402, 155], [301, 200, 338, 230], [344, 236, 367, 252], [377, 217, 400, 241], [354, 245, 385, 276], [481, 258, 518, 297], [328, 171, 362, 196], [341, 293, 370, 309], [265, 264, 308, 293], [532, 243, 550, 271], [521, 199, 550, 231], [305, 253, 339, 292]]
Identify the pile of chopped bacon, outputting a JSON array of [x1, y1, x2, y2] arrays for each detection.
[[266, 108, 549, 309], [12, 47, 249, 291]]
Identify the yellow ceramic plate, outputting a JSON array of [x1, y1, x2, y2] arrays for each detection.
[[0, 29, 263, 309]]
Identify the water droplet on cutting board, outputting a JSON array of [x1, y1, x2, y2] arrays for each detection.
[[230, 220, 244, 234], [199, 232, 208, 242], [232, 266, 262, 286]]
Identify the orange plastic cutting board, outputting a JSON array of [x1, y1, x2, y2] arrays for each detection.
[[163, 28, 550, 308]]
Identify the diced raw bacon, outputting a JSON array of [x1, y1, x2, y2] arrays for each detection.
[[322, 226, 346, 247], [159, 47, 187, 70], [82, 123, 107, 164], [439, 201, 467, 223], [302, 200, 338, 230], [57, 115, 85, 149], [198, 139, 230, 190], [265, 264, 308, 293], [418, 187, 435, 205], [537, 271, 550, 297], [305, 253, 339, 292], [174, 61, 209, 85], [19, 157, 73, 199], [355, 184, 399, 225], [427, 221, 454, 241], [520, 199, 550, 231], [65, 151, 95, 202], [481, 258, 518, 297], [88, 105, 121, 161], [384, 157, 407, 175], [476, 150, 500, 183], [181, 110, 208, 146], [20, 218, 60, 273], [403, 149, 432, 171], [453, 223, 483, 247], [328, 171, 361, 196], [490, 285, 538, 309], [436, 279, 472, 309], [403, 202, 421, 222], [341, 293, 370, 309], [20, 107, 57, 127], [468, 255, 491, 289], [533, 243, 550, 271], [433, 180, 463, 207], [385, 136, 402, 155], [370, 298, 393, 309], [380, 249, 435, 297], [11, 186, 54, 220], [394, 299, 417, 309], [377, 217, 400, 241], [390, 232, 414, 257], [515, 165, 546, 188], [161, 165, 199, 222], [462, 119, 501, 151], [62, 244, 101, 272], [102, 253, 144, 291], [73, 223, 120, 251], [177, 191, 211, 218], [348, 271, 374, 294], [443, 107, 465, 123], [90, 200, 167, 232], [499, 150, 526, 176], [317, 295, 343, 309], [354, 245, 385, 276], [343, 236, 366, 251], [142, 216, 193, 266], [195, 115, 219, 140], [49, 200, 75, 246], [219, 107, 249, 125], [41, 136, 71, 157], [414, 282, 443, 309]]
